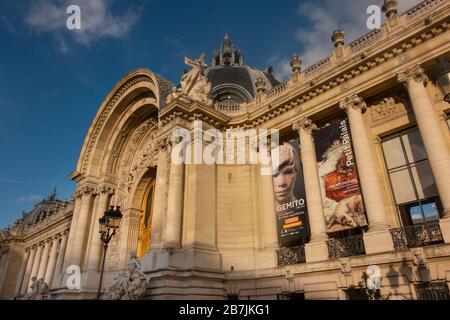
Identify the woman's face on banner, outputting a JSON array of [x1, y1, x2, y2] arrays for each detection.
[[273, 144, 298, 204]]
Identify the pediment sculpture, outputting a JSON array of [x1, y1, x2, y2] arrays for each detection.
[[101, 251, 149, 300], [166, 53, 213, 105]]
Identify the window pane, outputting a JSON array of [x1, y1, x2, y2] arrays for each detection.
[[422, 202, 439, 221], [409, 204, 424, 224], [402, 130, 427, 163], [410, 161, 438, 199], [389, 168, 417, 204], [382, 137, 406, 169]]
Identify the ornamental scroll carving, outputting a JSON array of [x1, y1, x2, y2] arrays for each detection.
[[108, 118, 159, 267], [369, 95, 409, 125]]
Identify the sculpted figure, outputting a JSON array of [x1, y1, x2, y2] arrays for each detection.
[[167, 53, 213, 105], [102, 251, 148, 300]]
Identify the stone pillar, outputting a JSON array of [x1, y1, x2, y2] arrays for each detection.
[[151, 141, 170, 249], [37, 240, 51, 280], [14, 250, 30, 297], [44, 237, 60, 286], [340, 94, 394, 254], [20, 247, 36, 295], [293, 118, 329, 262], [70, 186, 94, 268], [118, 207, 142, 269], [61, 193, 82, 285], [164, 159, 185, 248], [398, 65, 450, 243], [52, 231, 69, 288], [28, 243, 43, 292], [260, 164, 278, 249], [84, 187, 112, 271]]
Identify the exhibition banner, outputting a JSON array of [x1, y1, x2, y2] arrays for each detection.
[[272, 140, 310, 247], [313, 119, 368, 233]]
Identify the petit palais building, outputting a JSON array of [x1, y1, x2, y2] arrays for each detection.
[[1, 0, 450, 300]]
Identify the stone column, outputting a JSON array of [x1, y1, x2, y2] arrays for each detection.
[[118, 207, 142, 269], [52, 231, 69, 288], [293, 118, 329, 262], [84, 187, 112, 271], [340, 94, 394, 254], [398, 66, 450, 215], [398, 65, 450, 243], [44, 237, 60, 286], [20, 246, 36, 295], [37, 240, 51, 280], [151, 140, 170, 249], [28, 243, 43, 292], [60, 193, 82, 286], [164, 155, 185, 248], [70, 186, 94, 268], [14, 250, 30, 297], [260, 163, 279, 249]]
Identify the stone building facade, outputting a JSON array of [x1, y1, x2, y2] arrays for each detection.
[[1, 0, 450, 300]]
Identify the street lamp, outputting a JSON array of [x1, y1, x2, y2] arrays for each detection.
[[96, 205, 122, 300]]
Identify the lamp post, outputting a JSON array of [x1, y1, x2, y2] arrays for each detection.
[[96, 205, 123, 300]]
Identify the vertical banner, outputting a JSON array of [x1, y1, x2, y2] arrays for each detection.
[[272, 140, 310, 247], [313, 119, 368, 233]]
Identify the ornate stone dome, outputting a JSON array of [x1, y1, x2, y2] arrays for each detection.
[[205, 34, 280, 104]]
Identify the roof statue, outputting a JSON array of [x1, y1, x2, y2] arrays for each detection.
[[167, 53, 213, 105]]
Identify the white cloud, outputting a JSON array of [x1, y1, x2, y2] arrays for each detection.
[[16, 195, 43, 203], [25, 0, 141, 51], [294, 0, 423, 67], [268, 55, 292, 81]]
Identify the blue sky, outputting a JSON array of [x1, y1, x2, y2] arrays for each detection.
[[0, 0, 422, 229]]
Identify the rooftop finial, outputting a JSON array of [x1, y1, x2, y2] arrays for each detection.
[[222, 33, 232, 49], [49, 186, 57, 201]]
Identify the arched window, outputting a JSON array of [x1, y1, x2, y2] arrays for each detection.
[[137, 180, 155, 258]]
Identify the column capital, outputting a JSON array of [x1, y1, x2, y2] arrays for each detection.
[[292, 117, 317, 134], [398, 65, 428, 86], [98, 185, 115, 196], [339, 94, 367, 112], [75, 185, 95, 198]]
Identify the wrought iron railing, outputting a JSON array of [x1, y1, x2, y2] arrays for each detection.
[[416, 282, 450, 300], [327, 235, 366, 259], [276, 245, 306, 266], [390, 221, 444, 250]]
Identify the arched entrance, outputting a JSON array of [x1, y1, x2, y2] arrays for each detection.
[[137, 179, 156, 258]]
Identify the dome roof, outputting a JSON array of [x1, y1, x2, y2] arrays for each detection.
[[205, 35, 280, 103]]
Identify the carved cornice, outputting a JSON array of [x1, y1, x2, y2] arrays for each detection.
[[339, 94, 367, 112], [245, 16, 449, 129], [398, 65, 428, 86], [292, 117, 317, 134]]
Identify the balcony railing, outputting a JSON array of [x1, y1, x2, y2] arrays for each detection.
[[277, 245, 306, 266], [416, 282, 450, 300], [390, 221, 444, 250], [327, 235, 366, 259]]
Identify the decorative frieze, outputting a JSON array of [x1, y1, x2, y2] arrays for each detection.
[[369, 96, 409, 125]]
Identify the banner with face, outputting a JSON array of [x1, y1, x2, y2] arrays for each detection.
[[313, 119, 368, 233], [272, 140, 310, 247]]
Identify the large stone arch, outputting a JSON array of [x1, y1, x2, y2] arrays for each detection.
[[74, 68, 173, 180]]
